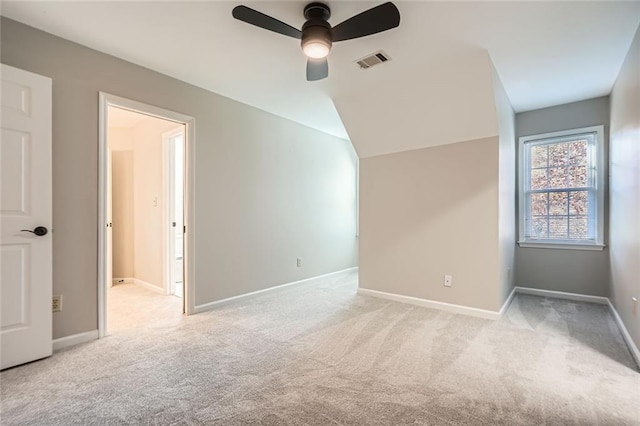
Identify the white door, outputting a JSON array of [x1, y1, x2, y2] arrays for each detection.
[[107, 150, 113, 288], [0, 64, 53, 370], [163, 128, 185, 298], [172, 133, 184, 298]]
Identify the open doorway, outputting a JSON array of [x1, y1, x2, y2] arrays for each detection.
[[98, 94, 195, 337]]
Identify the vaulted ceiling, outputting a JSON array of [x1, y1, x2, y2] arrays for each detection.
[[3, 1, 639, 148]]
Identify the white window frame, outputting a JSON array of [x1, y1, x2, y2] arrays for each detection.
[[518, 125, 605, 251]]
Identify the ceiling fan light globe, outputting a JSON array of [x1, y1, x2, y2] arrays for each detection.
[[303, 41, 331, 59]]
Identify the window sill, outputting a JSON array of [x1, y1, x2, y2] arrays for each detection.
[[517, 241, 606, 251]]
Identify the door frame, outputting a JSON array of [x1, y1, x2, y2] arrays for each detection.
[[98, 93, 196, 338], [162, 127, 185, 297]]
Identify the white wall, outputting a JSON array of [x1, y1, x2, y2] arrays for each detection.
[[108, 118, 181, 288], [109, 127, 134, 278], [492, 63, 516, 305], [1, 18, 358, 339], [109, 126, 134, 151], [111, 150, 134, 278], [333, 49, 499, 158], [609, 26, 640, 349], [131, 118, 182, 289]]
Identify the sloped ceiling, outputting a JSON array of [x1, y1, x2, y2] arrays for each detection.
[[2, 1, 639, 155], [334, 48, 500, 158]]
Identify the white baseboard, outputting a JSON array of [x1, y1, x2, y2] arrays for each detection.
[[515, 287, 608, 304], [357, 288, 502, 320], [133, 278, 164, 294], [499, 286, 518, 316], [112, 277, 133, 285], [194, 267, 358, 314], [52, 330, 99, 351], [607, 299, 640, 368]]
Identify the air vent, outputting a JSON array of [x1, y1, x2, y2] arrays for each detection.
[[355, 51, 391, 70]]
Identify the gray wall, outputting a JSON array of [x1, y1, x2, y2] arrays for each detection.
[[1, 18, 358, 339], [515, 97, 610, 296], [609, 26, 639, 349]]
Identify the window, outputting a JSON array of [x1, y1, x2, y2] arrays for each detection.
[[518, 125, 605, 250]]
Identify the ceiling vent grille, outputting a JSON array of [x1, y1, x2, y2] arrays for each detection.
[[355, 51, 391, 70]]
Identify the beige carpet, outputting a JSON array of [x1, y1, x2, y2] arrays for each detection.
[[107, 283, 183, 333], [1, 271, 639, 425]]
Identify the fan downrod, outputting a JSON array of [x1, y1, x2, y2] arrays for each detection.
[[303, 3, 331, 21]]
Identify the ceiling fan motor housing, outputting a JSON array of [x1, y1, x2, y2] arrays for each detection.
[[301, 3, 333, 54], [232, 1, 401, 80]]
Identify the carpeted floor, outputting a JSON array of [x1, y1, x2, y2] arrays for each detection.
[[1, 271, 638, 425]]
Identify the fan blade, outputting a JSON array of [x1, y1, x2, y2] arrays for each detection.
[[307, 59, 328, 81], [232, 5, 302, 39], [332, 2, 400, 42]]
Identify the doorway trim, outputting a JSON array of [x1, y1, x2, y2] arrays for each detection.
[[98, 92, 196, 338]]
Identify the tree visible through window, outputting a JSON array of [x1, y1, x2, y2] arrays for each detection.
[[519, 126, 604, 248]]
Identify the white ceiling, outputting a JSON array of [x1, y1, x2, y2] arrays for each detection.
[[3, 1, 639, 141]]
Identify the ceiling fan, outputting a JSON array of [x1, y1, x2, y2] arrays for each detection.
[[232, 2, 400, 81]]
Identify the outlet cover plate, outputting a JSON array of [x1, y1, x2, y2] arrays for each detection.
[[444, 275, 453, 287], [52, 295, 62, 312]]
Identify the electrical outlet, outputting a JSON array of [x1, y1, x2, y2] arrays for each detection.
[[297, 257, 302, 267], [444, 275, 453, 287], [52, 295, 62, 312]]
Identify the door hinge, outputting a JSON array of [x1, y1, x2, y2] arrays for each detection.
[[183, 225, 186, 234], [172, 222, 176, 227]]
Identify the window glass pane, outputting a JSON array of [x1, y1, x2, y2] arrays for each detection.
[[549, 192, 568, 215], [530, 145, 548, 168], [530, 193, 548, 216], [522, 128, 600, 244], [549, 217, 568, 239], [549, 142, 570, 167], [569, 140, 587, 165], [548, 167, 568, 189], [530, 218, 548, 238], [569, 191, 588, 215], [568, 166, 587, 188], [531, 169, 548, 190], [569, 216, 588, 239]]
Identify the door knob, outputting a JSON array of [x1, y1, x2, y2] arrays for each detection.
[[21, 226, 48, 236]]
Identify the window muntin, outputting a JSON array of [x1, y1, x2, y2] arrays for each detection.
[[519, 126, 604, 248]]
